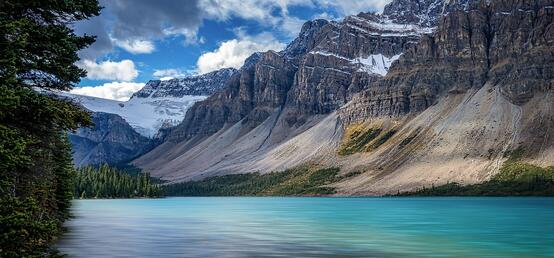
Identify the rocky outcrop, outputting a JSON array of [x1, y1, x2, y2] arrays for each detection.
[[383, 0, 474, 27], [283, 19, 330, 61], [165, 53, 263, 141], [70, 112, 153, 167], [488, 0, 554, 104]]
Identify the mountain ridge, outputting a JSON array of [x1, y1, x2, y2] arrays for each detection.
[[133, 0, 480, 183]]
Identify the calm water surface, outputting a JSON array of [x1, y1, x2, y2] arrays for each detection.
[[56, 197, 554, 257]]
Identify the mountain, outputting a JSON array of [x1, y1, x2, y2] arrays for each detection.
[[133, 0, 454, 179], [133, 0, 553, 195], [62, 68, 237, 138], [70, 112, 153, 166], [335, 0, 554, 194], [60, 68, 236, 166]]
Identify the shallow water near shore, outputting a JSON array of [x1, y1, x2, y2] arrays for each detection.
[[56, 197, 554, 257]]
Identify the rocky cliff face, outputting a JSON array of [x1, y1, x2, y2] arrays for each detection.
[[382, 0, 474, 26], [340, 0, 553, 122], [332, 0, 554, 195], [70, 112, 153, 167], [164, 0, 445, 143]]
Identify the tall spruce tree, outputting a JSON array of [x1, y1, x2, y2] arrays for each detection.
[[0, 0, 100, 256]]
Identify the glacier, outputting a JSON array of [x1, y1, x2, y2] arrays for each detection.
[[57, 91, 206, 138]]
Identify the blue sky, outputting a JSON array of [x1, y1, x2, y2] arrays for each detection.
[[71, 0, 391, 100]]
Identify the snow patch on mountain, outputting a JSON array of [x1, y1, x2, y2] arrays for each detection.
[[58, 92, 206, 138], [309, 51, 402, 76], [309, 51, 352, 61], [352, 54, 402, 76]]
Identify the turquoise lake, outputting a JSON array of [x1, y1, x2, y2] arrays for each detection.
[[56, 197, 554, 257]]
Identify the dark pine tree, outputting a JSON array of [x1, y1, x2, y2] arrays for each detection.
[[0, 0, 100, 256]]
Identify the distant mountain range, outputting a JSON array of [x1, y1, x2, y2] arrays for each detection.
[[63, 0, 553, 195], [59, 68, 236, 166]]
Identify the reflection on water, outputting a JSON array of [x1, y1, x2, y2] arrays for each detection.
[[56, 197, 554, 257]]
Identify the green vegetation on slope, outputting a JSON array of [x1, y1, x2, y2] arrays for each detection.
[[75, 165, 162, 199], [164, 167, 345, 196], [338, 124, 382, 155], [400, 158, 554, 196], [0, 1, 100, 256], [370, 130, 397, 150], [338, 124, 398, 155]]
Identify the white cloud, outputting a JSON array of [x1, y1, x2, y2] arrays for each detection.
[[79, 59, 139, 81], [114, 39, 155, 54], [281, 15, 306, 38], [70, 82, 145, 101], [201, 0, 280, 24], [200, 0, 313, 37], [152, 69, 187, 80], [163, 27, 206, 46], [196, 32, 285, 74]]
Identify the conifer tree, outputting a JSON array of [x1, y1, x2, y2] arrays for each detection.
[[0, 0, 100, 255]]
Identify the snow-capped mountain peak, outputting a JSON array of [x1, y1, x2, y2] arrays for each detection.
[[58, 68, 237, 138]]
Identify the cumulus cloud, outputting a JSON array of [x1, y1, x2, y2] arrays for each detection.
[[114, 39, 156, 54], [79, 59, 139, 81], [200, 0, 312, 37], [163, 27, 205, 45], [70, 82, 145, 101], [281, 15, 307, 38], [196, 32, 285, 74], [201, 0, 280, 25]]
